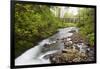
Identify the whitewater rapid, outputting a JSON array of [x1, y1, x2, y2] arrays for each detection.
[[15, 27, 78, 65]]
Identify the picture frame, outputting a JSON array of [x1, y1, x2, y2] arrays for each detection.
[[11, 0, 96, 69]]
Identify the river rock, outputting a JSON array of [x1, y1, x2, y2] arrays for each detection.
[[71, 33, 88, 44], [69, 29, 76, 33], [41, 30, 94, 64], [49, 52, 66, 63], [64, 41, 73, 48], [49, 47, 89, 63], [62, 49, 68, 53], [72, 57, 81, 62]]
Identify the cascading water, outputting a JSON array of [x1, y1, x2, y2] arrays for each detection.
[[15, 27, 80, 65]]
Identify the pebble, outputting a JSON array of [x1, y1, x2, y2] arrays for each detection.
[[42, 32, 94, 63]]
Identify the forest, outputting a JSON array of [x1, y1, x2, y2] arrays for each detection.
[[15, 3, 95, 63]]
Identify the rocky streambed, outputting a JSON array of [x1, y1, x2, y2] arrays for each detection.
[[15, 27, 94, 65], [41, 28, 94, 63]]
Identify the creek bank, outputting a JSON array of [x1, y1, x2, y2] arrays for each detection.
[[43, 32, 94, 63], [15, 27, 94, 65]]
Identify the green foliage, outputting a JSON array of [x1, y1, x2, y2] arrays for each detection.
[[58, 22, 77, 28], [15, 3, 60, 58], [77, 8, 95, 46], [15, 3, 95, 58], [15, 40, 33, 58], [64, 12, 74, 18], [87, 33, 94, 46]]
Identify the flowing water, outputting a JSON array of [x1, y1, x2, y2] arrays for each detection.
[[15, 27, 86, 65]]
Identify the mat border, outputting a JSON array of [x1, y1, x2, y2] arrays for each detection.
[[10, 1, 97, 69]]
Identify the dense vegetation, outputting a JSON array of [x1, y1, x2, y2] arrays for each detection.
[[15, 4, 61, 58], [76, 8, 95, 46], [15, 3, 95, 58]]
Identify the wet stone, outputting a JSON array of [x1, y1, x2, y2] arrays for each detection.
[[41, 30, 94, 63]]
